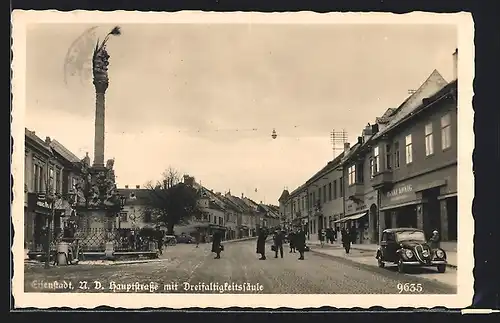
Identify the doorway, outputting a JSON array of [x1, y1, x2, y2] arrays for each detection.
[[422, 188, 441, 238]]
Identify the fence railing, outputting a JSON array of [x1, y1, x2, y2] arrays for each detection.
[[28, 228, 157, 253]]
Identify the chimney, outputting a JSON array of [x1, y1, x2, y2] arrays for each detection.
[[452, 48, 458, 80], [343, 142, 350, 154], [136, 185, 140, 189], [371, 123, 379, 134], [125, 185, 129, 189], [45, 136, 51, 144], [241, 193, 244, 198], [357, 136, 363, 145]]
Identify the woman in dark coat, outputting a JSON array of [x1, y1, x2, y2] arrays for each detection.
[[289, 231, 296, 253], [342, 228, 351, 254], [256, 228, 268, 260], [295, 227, 306, 260], [211, 230, 223, 259]]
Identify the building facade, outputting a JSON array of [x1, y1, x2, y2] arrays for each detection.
[[373, 80, 458, 243]]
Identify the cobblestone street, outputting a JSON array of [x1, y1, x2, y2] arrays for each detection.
[[24, 240, 456, 294]]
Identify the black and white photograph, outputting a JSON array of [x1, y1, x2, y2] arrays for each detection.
[[11, 11, 474, 309]]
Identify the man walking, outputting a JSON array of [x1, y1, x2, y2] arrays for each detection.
[[256, 227, 268, 260], [273, 229, 285, 259]]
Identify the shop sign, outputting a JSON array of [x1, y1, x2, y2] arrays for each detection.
[[386, 184, 413, 198]]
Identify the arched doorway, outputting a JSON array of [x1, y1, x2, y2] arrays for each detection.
[[370, 204, 378, 243]]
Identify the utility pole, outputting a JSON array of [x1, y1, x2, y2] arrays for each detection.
[[330, 129, 348, 159]]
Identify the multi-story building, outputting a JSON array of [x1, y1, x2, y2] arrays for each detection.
[[24, 130, 85, 249], [339, 59, 457, 245], [116, 185, 155, 230], [225, 193, 255, 238], [24, 129, 54, 249]]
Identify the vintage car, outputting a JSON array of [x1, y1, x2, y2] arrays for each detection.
[[376, 228, 447, 273]]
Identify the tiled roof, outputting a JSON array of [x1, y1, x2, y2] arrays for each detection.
[[372, 69, 448, 140], [49, 139, 82, 163], [117, 188, 151, 205], [25, 128, 52, 154], [278, 189, 289, 202]]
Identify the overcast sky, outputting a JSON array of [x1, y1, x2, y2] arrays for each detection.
[[25, 23, 456, 204]]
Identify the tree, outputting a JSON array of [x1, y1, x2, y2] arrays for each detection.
[[145, 167, 201, 234]]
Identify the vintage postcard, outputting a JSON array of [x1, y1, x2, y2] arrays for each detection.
[[11, 10, 474, 309]]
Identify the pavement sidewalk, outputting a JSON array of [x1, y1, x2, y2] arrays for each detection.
[[307, 240, 457, 268]]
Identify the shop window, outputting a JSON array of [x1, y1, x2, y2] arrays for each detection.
[[394, 142, 400, 168], [405, 134, 413, 164], [348, 165, 356, 185], [386, 144, 392, 170], [425, 123, 434, 156], [441, 114, 452, 150]]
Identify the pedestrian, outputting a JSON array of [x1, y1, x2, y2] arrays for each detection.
[[256, 227, 268, 260], [429, 230, 440, 249], [155, 226, 164, 255], [342, 228, 351, 254], [274, 229, 285, 259], [194, 228, 200, 248], [319, 229, 326, 248], [295, 227, 306, 260], [289, 229, 296, 253], [211, 229, 223, 259]]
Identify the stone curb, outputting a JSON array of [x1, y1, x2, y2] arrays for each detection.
[[308, 243, 457, 269]]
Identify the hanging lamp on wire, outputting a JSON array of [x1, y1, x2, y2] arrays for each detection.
[[271, 128, 277, 139]]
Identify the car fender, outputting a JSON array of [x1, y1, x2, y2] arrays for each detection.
[[376, 248, 382, 259]]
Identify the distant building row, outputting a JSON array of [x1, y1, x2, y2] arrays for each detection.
[[116, 176, 281, 241], [279, 49, 458, 248]]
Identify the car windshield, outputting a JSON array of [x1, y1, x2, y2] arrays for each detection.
[[395, 231, 426, 242]]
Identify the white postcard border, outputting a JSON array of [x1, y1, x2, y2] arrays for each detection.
[[11, 10, 475, 309]]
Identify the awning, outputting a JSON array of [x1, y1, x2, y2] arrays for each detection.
[[379, 199, 423, 212], [333, 211, 368, 223]]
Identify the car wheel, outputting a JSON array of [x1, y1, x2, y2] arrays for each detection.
[[437, 264, 446, 273], [377, 257, 385, 268], [397, 259, 405, 273]]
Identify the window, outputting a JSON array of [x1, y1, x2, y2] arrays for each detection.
[[33, 163, 43, 192], [120, 212, 128, 222], [405, 134, 413, 164], [373, 146, 380, 174], [441, 114, 451, 150], [356, 163, 364, 183], [318, 188, 322, 205], [333, 180, 337, 199], [312, 192, 316, 205], [323, 185, 327, 202], [49, 167, 55, 193], [55, 169, 61, 193], [425, 123, 434, 156], [348, 165, 356, 185], [328, 183, 332, 201], [339, 178, 343, 196], [394, 142, 400, 168], [386, 144, 392, 170], [369, 158, 374, 178], [213, 216, 217, 224]]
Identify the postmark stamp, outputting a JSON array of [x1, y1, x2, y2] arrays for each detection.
[[12, 10, 474, 310], [63, 26, 98, 86]]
